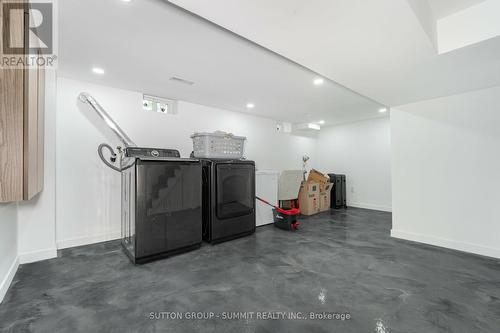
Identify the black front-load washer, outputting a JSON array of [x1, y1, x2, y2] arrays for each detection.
[[201, 159, 256, 244]]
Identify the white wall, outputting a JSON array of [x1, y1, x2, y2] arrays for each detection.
[[0, 203, 18, 303], [391, 85, 500, 259], [17, 70, 58, 264], [56, 77, 316, 248], [1, 70, 58, 302], [315, 117, 392, 212]]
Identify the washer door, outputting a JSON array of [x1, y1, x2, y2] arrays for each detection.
[[216, 163, 255, 220]]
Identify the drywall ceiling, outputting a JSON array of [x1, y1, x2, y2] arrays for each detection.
[[428, 0, 486, 19], [169, 0, 500, 106], [57, 0, 385, 126]]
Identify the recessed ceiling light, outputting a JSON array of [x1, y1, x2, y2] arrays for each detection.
[[92, 67, 105, 75], [313, 78, 324, 86], [379, 108, 388, 113], [246, 103, 255, 109], [122, 0, 132, 2], [318, 120, 325, 125]]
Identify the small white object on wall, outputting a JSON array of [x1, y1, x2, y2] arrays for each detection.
[[143, 94, 178, 115], [276, 122, 292, 133]]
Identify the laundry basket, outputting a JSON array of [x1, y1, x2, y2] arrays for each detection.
[[191, 131, 246, 159]]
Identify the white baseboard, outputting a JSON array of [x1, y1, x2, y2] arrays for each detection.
[[348, 201, 392, 212], [19, 248, 58, 264], [391, 229, 500, 259], [57, 231, 121, 250], [0, 256, 19, 304]]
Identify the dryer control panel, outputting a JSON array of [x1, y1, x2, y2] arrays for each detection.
[[125, 147, 181, 159]]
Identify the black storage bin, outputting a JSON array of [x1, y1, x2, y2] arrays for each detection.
[[272, 208, 299, 231], [328, 174, 347, 209]]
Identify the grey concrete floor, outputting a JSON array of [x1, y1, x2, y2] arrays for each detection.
[[1, 208, 500, 332]]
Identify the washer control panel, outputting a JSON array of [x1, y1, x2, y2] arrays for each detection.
[[125, 147, 181, 159]]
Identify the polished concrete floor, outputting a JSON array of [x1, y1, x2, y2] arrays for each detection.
[[1, 208, 500, 332]]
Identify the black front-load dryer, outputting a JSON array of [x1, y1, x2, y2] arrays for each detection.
[[201, 159, 256, 244]]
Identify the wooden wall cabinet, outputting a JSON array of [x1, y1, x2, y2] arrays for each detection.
[[0, 0, 45, 202]]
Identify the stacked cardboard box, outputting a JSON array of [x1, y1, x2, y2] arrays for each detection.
[[307, 169, 330, 187], [298, 181, 320, 215], [298, 169, 333, 215], [319, 182, 334, 212]]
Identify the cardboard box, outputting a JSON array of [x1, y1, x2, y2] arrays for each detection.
[[307, 169, 330, 192], [298, 181, 320, 216], [319, 183, 334, 212]]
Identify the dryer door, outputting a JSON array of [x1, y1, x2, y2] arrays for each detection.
[[215, 163, 255, 220]]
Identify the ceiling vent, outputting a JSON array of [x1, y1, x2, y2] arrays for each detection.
[[169, 77, 195, 86]]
